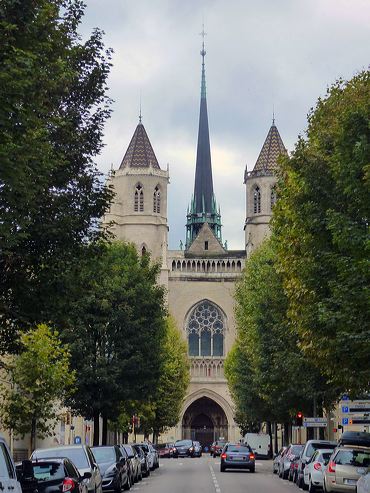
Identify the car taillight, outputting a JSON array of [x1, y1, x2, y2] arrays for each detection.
[[221, 453, 227, 459], [328, 461, 336, 473], [294, 463, 298, 469], [250, 454, 255, 460], [313, 463, 322, 471], [63, 478, 76, 492]]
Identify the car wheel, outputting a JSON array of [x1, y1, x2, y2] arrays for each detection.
[[220, 465, 225, 472], [250, 467, 255, 473], [213, 454, 216, 458], [308, 478, 316, 493], [123, 476, 130, 491]]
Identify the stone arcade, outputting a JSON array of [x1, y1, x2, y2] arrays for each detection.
[[104, 40, 287, 446]]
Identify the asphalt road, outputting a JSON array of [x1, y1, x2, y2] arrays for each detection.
[[130, 455, 301, 493]]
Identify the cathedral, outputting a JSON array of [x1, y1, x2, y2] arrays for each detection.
[[104, 40, 287, 445]]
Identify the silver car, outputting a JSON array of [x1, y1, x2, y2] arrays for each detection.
[[357, 471, 370, 493], [32, 445, 102, 493], [303, 448, 333, 492]]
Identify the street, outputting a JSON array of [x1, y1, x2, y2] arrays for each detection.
[[133, 456, 297, 493]]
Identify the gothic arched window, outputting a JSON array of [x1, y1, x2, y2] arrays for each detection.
[[134, 184, 144, 212], [253, 186, 261, 214], [186, 301, 225, 357], [270, 187, 277, 210], [153, 186, 160, 213]]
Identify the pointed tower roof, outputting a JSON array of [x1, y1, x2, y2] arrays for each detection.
[[119, 122, 160, 169], [253, 121, 287, 173], [193, 31, 214, 214]]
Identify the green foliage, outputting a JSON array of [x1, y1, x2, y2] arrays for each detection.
[[152, 316, 190, 436], [62, 242, 167, 430], [0, 324, 75, 440], [272, 71, 370, 394], [226, 240, 337, 426], [0, 0, 113, 353]]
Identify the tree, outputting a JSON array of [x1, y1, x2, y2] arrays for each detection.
[[0, 0, 113, 354], [0, 324, 75, 452], [61, 242, 167, 445], [150, 316, 189, 442], [272, 71, 370, 394]]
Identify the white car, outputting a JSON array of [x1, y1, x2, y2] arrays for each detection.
[[357, 472, 370, 493], [0, 436, 23, 493], [303, 448, 333, 492]]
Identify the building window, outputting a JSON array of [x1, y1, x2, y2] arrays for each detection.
[[186, 301, 225, 357], [204, 241, 209, 250], [271, 187, 277, 210], [134, 184, 144, 212], [141, 245, 147, 256], [253, 186, 261, 214], [153, 186, 160, 213]]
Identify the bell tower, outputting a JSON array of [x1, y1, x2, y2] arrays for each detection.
[[105, 118, 169, 286], [244, 118, 287, 256]]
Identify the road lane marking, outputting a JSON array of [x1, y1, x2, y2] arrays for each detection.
[[209, 465, 221, 493]]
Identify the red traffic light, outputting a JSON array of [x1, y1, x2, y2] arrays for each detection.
[[296, 411, 303, 426], [297, 412, 303, 418]]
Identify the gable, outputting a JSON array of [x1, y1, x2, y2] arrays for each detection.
[[187, 223, 226, 256]]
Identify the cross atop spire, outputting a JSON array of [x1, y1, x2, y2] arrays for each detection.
[[139, 96, 142, 123]]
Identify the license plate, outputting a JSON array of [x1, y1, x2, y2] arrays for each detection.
[[344, 479, 357, 485]]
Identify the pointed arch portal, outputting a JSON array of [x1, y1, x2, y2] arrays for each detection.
[[182, 397, 228, 448]]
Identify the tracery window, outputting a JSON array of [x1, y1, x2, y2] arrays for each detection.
[[270, 187, 277, 210], [153, 186, 160, 213], [187, 301, 225, 357], [253, 186, 261, 214], [134, 184, 144, 212]]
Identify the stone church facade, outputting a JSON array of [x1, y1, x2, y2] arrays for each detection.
[[104, 42, 287, 446]]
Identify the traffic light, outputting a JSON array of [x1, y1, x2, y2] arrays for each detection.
[[296, 411, 303, 427]]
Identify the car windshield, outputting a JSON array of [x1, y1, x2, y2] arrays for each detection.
[[335, 450, 370, 467], [226, 445, 252, 453], [33, 463, 65, 481], [216, 442, 226, 446], [175, 440, 192, 447], [139, 445, 149, 452], [306, 443, 336, 458], [33, 448, 89, 469], [91, 447, 116, 464], [123, 446, 133, 455], [321, 453, 332, 464], [291, 445, 304, 455], [156, 444, 168, 449]]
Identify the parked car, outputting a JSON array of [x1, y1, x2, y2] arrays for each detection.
[[17, 458, 90, 493], [173, 440, 195, 458], [323, 446, 370, 492], [220, 443, 255, 473], [31, 445, 103, 493], [193, 441, 202, 457], [120, 445, 141, 483], [212, 440, 227, 458], [131, 445, 150, 477], [91, 445, 130, 492], [303, 448, 333, 492], [155, 443, 173, 458], [0, 436, 23, 493], [273, 447, 287, 474], [134, 443, 158, 470], [278, 443, 304, 479], [295, 440, 337, 489], [357, 471, 370, 493]]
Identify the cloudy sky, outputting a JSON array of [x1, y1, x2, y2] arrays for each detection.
[[80, 0, 369, 249]]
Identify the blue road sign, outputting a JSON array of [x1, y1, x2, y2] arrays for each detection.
[[342, 395, 350, 401], [342, 406, 349, 413], [74, 436, 82, 444], [342, 418, 349, 425]]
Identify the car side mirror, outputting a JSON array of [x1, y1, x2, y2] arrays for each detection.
[[82, 472, 92, 480]]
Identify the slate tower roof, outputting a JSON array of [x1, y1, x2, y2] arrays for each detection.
[[252, 120, 287, 174], [119, 122, 160, 169], [185, 34, 222, 250]]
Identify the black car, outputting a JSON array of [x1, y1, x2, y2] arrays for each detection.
[[173, 440, 195, 458], [220, 443, 255, 473], [91, 446, 130, 492], [17, 458, 91, 493]]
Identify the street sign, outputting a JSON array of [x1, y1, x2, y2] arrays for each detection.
[[303, 417, 327, 428], [342, 406, 349, 413], [340, 401, 370, 415], [342, 418, 349, 425], [74, 436, 81, 444]]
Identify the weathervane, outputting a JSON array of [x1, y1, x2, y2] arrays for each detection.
[[139, 93, 142, 123], [200, 23, 206, 62]]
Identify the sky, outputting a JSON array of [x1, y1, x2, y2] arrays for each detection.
[[80, 0, 370, 249]]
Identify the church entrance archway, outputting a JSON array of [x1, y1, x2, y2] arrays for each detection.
[[182, 397, 228, 450]]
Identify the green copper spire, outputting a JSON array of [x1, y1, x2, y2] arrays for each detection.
[[185, 27, 222, 250]]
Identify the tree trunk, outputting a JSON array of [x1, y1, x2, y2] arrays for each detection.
[[93, 410, 100, 446], [274, 422, 278, 454], [266, 421, 273, 458], [102, 414, 108, 445], [30, 417, 37, 453], [283, 422, 289, 446]]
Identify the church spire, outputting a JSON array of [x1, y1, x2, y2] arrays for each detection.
[[185, 29, 222, 249]]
